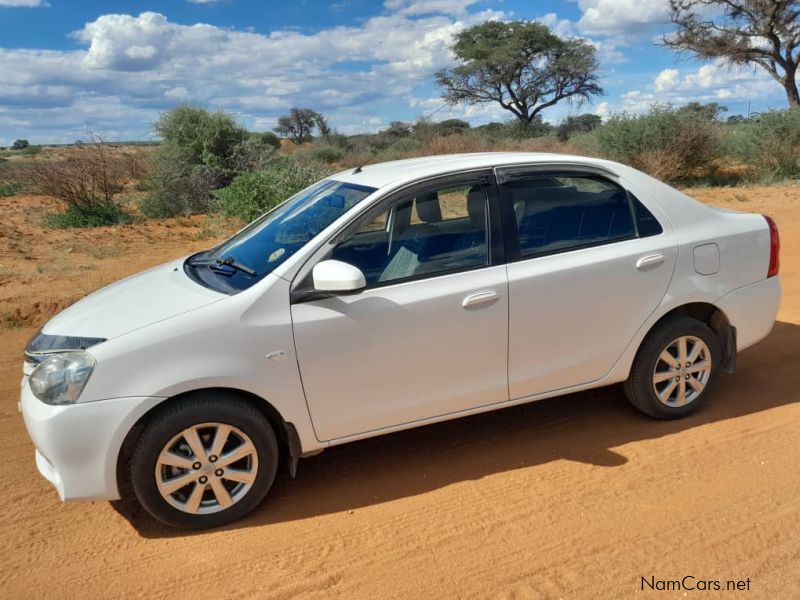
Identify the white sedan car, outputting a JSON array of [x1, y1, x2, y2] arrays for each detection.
[[21, 153, 781, 529]]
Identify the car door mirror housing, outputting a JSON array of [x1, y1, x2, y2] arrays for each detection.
[[312, 260, 367, 293]]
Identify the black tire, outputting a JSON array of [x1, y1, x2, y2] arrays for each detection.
[[624, 316, 721, 419], [131, 392, 279, 529]]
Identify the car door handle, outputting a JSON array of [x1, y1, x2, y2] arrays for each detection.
[[462, 290, 500, 308], [636, 253, 665, 270]]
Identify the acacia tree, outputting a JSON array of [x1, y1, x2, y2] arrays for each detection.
[[666, 0, 800, 107], [435, 21, 603, 125], [314, 113, 332, 139], [274, 108, 331, 144]]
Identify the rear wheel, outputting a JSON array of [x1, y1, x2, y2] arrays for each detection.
[[131, 393, 278, 529], [624, 316, 721, 419]]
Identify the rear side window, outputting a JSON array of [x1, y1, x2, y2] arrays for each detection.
[[509, 176, 636, 257], [632, 195, 663, 237]]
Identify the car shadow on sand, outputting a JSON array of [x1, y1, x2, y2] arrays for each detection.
[[112, 320, 800, 538]]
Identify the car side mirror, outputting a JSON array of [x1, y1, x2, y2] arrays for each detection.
[[312, 260, 366, 293]]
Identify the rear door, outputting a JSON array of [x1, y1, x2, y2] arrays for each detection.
[[498, 167, 678, 399], [291, 171, 510, 441]]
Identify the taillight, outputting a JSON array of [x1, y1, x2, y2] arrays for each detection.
[[764, 215, 780, 278]]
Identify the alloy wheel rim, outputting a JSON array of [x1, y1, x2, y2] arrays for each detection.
[[155, 422, 259, 515], [652, 335, 712, 408]]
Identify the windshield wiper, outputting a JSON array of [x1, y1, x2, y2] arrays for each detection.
[[189, 255, 257, 277]]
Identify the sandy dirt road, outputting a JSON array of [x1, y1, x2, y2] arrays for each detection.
[[0, 186, 798, 599]]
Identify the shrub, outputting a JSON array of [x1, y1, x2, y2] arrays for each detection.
[[0, 181, 22, 197], [726, 109, 800, 180], [153, 105, 248, 169], [384, 121, 412, 138], [593, 105, 722, 181], [556, 114, 602, 142], [20, 140, 128, 213], [505, 117, 554, 139], [12, 139, 28, 150], [213, 155, 330, 222], [145, 106, 258, 217], [309, 144, 345, 164], [43, 203, 132, 228], [230, 137, 279, 172], [250, 131, 281, 151], [377, 137, 422, 160], [420, 133, 488, 155], [142, 156, 228, 217]]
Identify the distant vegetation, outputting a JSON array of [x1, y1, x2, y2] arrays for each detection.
[[0, 103, 797, 228], [1, 102, 798, 229], [1, 13, 798, 229]]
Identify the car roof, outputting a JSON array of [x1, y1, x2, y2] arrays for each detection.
[[331, 152, 620, 190]]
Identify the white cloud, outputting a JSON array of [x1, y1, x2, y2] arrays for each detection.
[[654, 68, 679, 92], [384, 0, 480, 17], [537, 12, 626, 64], [594, 101, 610, 120], [571, 0, 668, 36], [0, 9, 508, 142], [0, 0, 45, 6], [618, 61, 784, 114], [538, 12, 576, 38]]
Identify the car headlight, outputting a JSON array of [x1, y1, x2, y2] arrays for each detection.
[[29, 352, 95, 405]]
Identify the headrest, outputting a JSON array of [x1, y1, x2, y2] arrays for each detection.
[[415, 191, 442, 223], [466, 185, 486, 226]]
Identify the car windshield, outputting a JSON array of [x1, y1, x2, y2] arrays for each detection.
[[186, 179, 376, 293]]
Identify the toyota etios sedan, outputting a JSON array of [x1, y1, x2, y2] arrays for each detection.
[[21, 153, 780, 528]]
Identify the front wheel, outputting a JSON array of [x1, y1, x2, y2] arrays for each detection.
[[624, 316, 721, 419], [131, 393, 279, 529]]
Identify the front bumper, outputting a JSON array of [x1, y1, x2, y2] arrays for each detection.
[[20, 380, 163, 501]]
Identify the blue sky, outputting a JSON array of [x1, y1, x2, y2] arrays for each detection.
[[0, 0, 790, 145]]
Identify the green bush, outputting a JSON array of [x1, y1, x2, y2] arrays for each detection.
[[0, 182, 22, 197], [726, 109, 800, 180], [213, 155, 330, 222], [309, 144, 345, 164], [142, 157, 228, 218], [250, 131, 281, 151], [153, 105, 248, 169], [145, 106, 252, 216], [593, 105, 722, 181], [43, 204, 132, 228], [556, 114, 602, 142], [376, 137, 422, 161]]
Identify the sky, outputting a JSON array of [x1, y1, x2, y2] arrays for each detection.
[[0, 0, 790, 145]]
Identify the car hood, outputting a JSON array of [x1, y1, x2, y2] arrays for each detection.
[[42, 257, 226, 340]]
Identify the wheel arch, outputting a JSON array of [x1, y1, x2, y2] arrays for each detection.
[[115, 387, 302, 499], [635, 302, 736, 374]]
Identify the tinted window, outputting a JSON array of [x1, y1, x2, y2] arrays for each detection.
[[632, 195, 663, 237], [188, 179, 375, 293], [509, 176, 635, 257], [332, 183, 489, 285]]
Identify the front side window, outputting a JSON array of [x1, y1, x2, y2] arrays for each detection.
[[187, 179, 376, 293], [509, 175, 636, 257], [332, 183, 490, 285]]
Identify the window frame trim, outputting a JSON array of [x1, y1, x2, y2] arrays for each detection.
[[494, 166, 658, 264], [290, 168, 505, 303]]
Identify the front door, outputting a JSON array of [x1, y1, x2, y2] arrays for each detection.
[[291, 173, 509, 441]]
